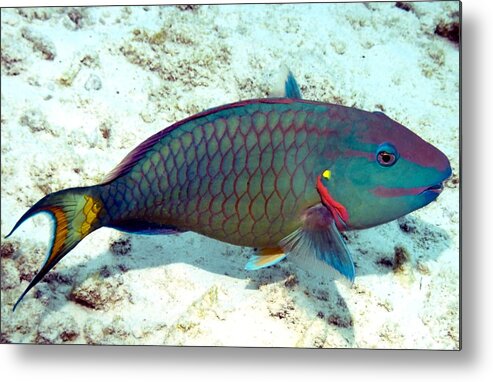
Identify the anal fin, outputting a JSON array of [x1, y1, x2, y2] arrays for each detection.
[[245, 247, 287, 270]]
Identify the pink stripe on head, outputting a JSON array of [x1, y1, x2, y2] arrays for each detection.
[[324, 149, 374, 161], [365, 114, 450, 172], [343, 149, 374, 161], [372, 185, 429, 197]]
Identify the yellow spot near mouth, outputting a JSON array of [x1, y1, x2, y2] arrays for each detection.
[[322, 169, 331, 180], [81, 195, 102, 236]]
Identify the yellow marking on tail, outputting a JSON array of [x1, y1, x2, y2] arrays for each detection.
[[48, 206, 69, 262], [81, 195, 102, 236]]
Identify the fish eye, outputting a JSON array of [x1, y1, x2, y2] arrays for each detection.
[[376, 143, 398, 167]]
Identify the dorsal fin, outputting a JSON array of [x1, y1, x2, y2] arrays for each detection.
[[284, 70, 303, 99], [269, 68, 303, 99]]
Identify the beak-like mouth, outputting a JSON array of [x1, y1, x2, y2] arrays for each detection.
[[372, 166, 452, 198], [419, 164, 452, 196], [420, 183, 444, 195], [372, 182, 446, 198]]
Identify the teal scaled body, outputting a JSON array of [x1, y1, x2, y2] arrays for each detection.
[[6, 72, 451, 310], [103, 99, 332, 247]]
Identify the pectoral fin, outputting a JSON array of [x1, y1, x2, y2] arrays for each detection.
[[245, 247, 287, 270], [280, 204, 355, 282]]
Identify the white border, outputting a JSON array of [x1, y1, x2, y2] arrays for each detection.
[[1, 0, 491, 381]]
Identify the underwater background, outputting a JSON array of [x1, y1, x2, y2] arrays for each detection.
[[0, 2, 459, 348]]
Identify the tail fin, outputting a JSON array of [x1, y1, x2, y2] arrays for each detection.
[[5, 186, 105, 311]]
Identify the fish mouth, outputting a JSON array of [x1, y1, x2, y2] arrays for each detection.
[[373, 166, 451, 198], [419, 164, 452, 196], [419, 183, 444, 195], [372, 182, 446, 198]]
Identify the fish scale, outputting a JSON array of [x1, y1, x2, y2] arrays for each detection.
[[100, 100, 326, 247]]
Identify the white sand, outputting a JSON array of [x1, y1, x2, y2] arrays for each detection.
[[0, 2, 459, 348]]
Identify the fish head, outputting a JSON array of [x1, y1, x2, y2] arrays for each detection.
[[317, 110, 452, 230]]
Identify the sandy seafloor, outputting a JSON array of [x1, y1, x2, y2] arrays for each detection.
[[0, 2, 460, 348]]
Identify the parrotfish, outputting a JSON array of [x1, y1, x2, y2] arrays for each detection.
[[6, 72, 451, 310]]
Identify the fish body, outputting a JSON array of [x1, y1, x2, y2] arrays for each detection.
[[102, 99, 347, 247], [6, 73, 451, 310]]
